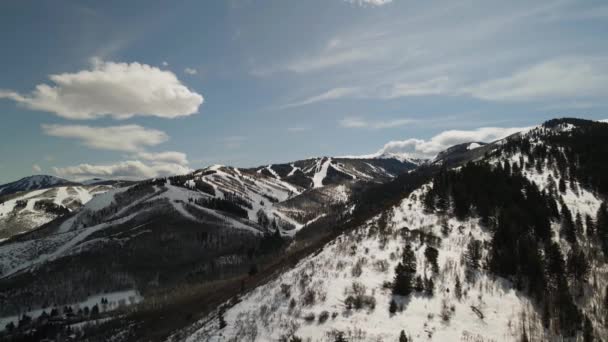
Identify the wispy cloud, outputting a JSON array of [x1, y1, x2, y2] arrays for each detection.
[[282, 87, 360, 108], [42, 124, 169, 152], [339, 117, 415, 129], [465, 57, 608, 102], [135, 151, 189, 166], [184, 67, 198, 75], [344, 0, 393, 7]]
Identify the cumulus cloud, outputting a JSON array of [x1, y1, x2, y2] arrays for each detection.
[[54, 160, 191, 181], [184, 67, 198, 75], [135, 151, 189, 166], [283, 87, 359, 108], [339, 117, 415, 129], [376, 125, 533, 159], [466, 58, 608, 102], [0, 59, 203, 119], [42, 124, 168, 152], [32, 164, 42, 173]]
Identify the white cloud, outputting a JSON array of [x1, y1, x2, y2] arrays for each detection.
[[0, 59, 203, 119], [184, 67, 198, 75], [286, 49, 376, 73], [384, 77, 451, 98], [283, 87, 359, 108], [42, 124, 168, 152], [136, 151, 189, 166], [339, 117, 415, 129], [345, 0, 393, 7], [54, 160, 191, 181], [32, 164, 42, 173], [376, 125, 533, 159], [466, 58, 608, 102], [162, 61, 169, 67]]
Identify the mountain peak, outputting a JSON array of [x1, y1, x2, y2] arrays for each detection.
[[0, 174, 76, 196]]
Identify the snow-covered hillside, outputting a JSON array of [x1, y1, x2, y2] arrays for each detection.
[[171, 119, 608, 342], [0, 175, 75, 196], [252, 156, 417, 190], [174, 183, 546, 341], [0, 184, 112, 240]]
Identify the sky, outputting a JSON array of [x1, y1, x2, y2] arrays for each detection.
[[1, 0, 607, 183]]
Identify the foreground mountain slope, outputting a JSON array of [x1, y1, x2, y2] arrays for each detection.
[[173, 118, 608, 342]]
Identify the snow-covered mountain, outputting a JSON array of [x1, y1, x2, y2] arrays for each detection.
[[171, 118, 608, 342], [1, 118, 607, 341], [0, 184, 114, 241], [249, 156, 417, 190], [0, 175, 76, 196]]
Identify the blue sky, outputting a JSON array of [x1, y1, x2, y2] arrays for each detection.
[[1, 0, 607, 183]]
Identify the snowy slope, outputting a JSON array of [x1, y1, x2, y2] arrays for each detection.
[[0, 175, 75, 196], [173, 121, 608, 342], [175, 185, 545, 342], [0, 184, 113, 240]]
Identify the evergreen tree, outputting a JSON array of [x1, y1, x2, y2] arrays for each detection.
[[575, 212, 584, 236], [597, 202, 608, 256], [585, 214, 595, 237], [389, 299, 397, 315], [465, 239, 482, 281], [414, 275, 424, 292], [424, 276, 434, 296], [424, 245, 439, 273], [566, 247, 589, 284], [559, 178, 567, 193], [560, 203, 576, 244], [393, 245, 416, 296], [583, 316, 594, 342], [454, 275, 462, 300], [219, 305, 227, 329], [399, 330, 408, 342]]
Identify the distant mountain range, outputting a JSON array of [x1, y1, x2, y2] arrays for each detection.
[[1, 118, 607, 342]]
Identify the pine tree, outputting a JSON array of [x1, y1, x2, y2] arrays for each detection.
[[424, 276, 434, 296], [559, 178, 567, 193], [414, 275, 424, 292], [597, 202, 608, 256], [454, 275, 462, 300], [389, 299, 397, 315], [575, 212, 584, 236], [399, 330, 408, 342], [561, 203, 576, 244], [218, 305, 227, 329], [583, 316, 593, 342], [393, 245, 417, 296], [424, 245, 439, 273], [465, 239, 482, 281], [585, 214, 595, 237]]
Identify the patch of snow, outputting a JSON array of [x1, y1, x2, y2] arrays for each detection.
[[467, 142, 482, 150], [312, 158, 332, 188]]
